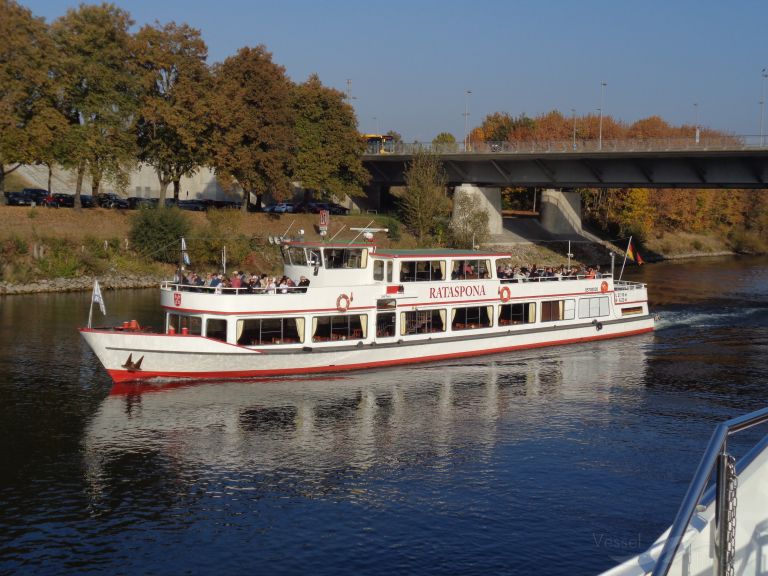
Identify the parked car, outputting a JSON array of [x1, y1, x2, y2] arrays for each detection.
[[178, 200, 207, 211], [127, 197, 159, 209], [80, 194, 95, 208], [97, 192, 130, 209], [40, 193, 61, 208], [202, 199, 242, 210], [265, 202, 294, 213], [295, 201, 349, 215], [4, 188, 49, 206], [52, 194, 75, 207]]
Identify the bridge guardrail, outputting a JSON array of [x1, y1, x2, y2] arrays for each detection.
[[373, 136, 768, 156]]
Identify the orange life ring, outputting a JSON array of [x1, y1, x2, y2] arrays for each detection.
[[600, 280, 609, 293], [336, 293, 350, 312], [499, 285, 511, 303]]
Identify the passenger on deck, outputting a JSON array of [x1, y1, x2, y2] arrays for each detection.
[[298, 276, 310, 292]]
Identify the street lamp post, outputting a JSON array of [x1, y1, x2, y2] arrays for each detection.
[[571, 108, 577, 151], [693, 101, 700, 144], [463, 90, 472, 152], [761, 69, 767, 146], [598, 81, 607, 151]]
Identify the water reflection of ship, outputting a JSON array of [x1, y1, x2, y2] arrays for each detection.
[[83, 338, 650, 503]]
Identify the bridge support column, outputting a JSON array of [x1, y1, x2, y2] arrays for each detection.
[[540, 189, 582, 236], [356, 183, 386, 213], [453, 184, 503, 234]]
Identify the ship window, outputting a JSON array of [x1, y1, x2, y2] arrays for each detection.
[[541, 299, 575, 322], [324, 248, 365, 269], [386, 261, 393, 282], [236, 317, 305, 345], [451, 259, 490, 280], [578, 297, 610, 318], [312, 314, 367, 342], [373, 259, 384, 281], [495, 257, 515, 279], [206, 318, 227, 341], [376, 313, 396, 337], [451, 305, 492, 330], [400, 309, 446, 335], [282, 245, 308, 266], [399, 260, 444, 282], [168, 314, 202, 335], [498, 302, 536, 325]]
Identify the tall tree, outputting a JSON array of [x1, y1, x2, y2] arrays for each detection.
[[0, 0, 61, 195], [209, 46, 294, 212], [399, 150, 450, 243], [291, 74, 369, 203], [135, 21, 211, 204], [432, 132, 457, 152], [51, 3, 139, 209]]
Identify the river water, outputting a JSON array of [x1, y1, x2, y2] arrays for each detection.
[[1, 256, 767, 575]]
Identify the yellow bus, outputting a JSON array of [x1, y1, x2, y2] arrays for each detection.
[[363, 134, 395, 154]]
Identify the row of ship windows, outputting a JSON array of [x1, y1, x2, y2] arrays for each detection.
[[281, 246, 490, 282], [169, 297, 627, 346], [375, 259, 491, 282]]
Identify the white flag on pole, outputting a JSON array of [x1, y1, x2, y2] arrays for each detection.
[[181, 237, 191, 266], [92, 279, 106, 316]]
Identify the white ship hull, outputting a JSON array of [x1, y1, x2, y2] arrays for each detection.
[[80, 241, 655, 383], [80, 315, 653, 383]]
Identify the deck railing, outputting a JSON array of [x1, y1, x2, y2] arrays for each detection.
[[375, 135, 768, 156], [160, 281, 307, 295], [651, 406, 768, 576]]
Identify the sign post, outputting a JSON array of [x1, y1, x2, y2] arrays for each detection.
[[319, 209, 329, 237]]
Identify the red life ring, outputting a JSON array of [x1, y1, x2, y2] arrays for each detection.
[[600, 280, 609, 293], [499, 285, 511, 303], [336, 293, 350, 312]]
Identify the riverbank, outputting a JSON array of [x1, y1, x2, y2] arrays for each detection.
[[0, 205, 751, 295], [0, 272, 164, 295]]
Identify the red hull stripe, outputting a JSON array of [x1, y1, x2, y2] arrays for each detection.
[[105, 327, 654, 383]]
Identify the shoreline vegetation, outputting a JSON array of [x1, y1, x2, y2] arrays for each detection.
[[0, 206, 753, 296]]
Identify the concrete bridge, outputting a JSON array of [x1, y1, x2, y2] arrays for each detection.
[[361, 136, 768, 239]]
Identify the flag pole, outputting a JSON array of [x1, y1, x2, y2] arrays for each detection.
[[87, 280, 95, 328], [618, 235, 631, 281]]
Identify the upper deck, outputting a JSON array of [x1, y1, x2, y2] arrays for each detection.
[[160, 241, 647, 316]]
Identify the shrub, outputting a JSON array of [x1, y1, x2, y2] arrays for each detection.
[[1, 236, 28, 257], [129, 207, 190, 263], [730, 229, 767, 254], [448, 191, 490, 248]]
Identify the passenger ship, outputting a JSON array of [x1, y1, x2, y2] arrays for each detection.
[[80, 240, 655, 383]]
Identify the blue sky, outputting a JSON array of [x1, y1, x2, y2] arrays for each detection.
[[22, 0, 768, 141]]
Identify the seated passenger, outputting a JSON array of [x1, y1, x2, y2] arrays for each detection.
[[298, 276, 310, 292]]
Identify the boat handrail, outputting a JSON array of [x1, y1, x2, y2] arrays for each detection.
[[613, 280, 646, 290], [500, 273, 614, 284], [651, 405, 768, 576], [160, 281, 308, 296]]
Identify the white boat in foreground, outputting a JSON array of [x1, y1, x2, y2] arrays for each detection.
[[80, 240, 654, 383]]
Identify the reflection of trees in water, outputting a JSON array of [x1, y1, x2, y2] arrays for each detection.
[[84, 344, 648, 508]]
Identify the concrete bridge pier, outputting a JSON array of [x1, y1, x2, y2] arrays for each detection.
[[452, 184, 503, 234], [540, 188, 582, 236]]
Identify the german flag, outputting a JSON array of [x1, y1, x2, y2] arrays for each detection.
[[627, 240, 644, 265]]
